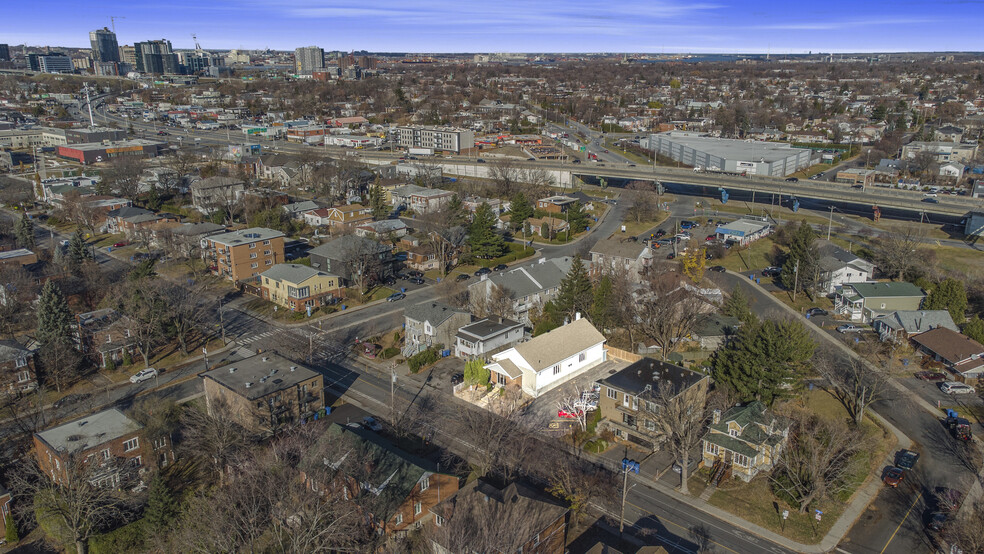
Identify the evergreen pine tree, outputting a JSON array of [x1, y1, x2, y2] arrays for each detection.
[[722, 285, 755, 324], [445, 195, 468, 228], [712, 319, 815, 405], [14, 215, 35, 249], [368, 180, 388, 220], [509, 192, 533, 226], [590, 274, 614, 330], [566, 202, 589, 234], [145, 475, 178, 532], [36, 280, 74, 347], [962, 316, 984, 344], [556, 257, 593, 320], [780, 221, 818, 293], [924, 279, 968, 323], [467, 202, 505, 259], [67, 229, 92, 275]]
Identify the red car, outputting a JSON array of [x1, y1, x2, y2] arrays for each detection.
[[705, 235, 716, 241], [884, 467, 904, 487], [557, 408, 583, 419], [113, 241, 128, 248]]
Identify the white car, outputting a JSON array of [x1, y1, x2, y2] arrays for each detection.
[[129, 368, 158, 384], [940, 381, 975, 395]]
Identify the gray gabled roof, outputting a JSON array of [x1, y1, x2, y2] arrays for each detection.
[[874, 310, 959, 334], [283, 200, 320, 214], [308, 235, 390, 262], [816, 240, 874, 273], [512, 318, 605, 371], [0, 339, 31, 364], [468, 257, 575, 300], [260, 263, 337, 284], [404, 301, 469, 328]]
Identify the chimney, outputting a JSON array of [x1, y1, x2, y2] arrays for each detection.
[[712, 409, 721, 425], [575, 312, 581, 321]]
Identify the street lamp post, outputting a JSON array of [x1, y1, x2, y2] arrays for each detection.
[[619, 458, 640, 537]]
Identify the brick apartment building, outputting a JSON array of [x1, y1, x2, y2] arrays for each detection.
[[33, 408, 173, 487], [0, 339, 37, 396], [201, 353, 324, 432], [201, 227, 285, 283]]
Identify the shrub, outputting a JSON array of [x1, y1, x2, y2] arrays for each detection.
[[105, 359, 116, 371], [5, 513, 19, 544], [381, 347, 400, 360], [122, 349, 132, 366], [408, 349, 439, 372], [89, 519, 147, 554]]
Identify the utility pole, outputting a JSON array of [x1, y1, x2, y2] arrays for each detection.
[[827, 205, 835, 241], [218, 298, 226, 346], [82, 83, 95, 128], [390, 369, 397, 422], [792, 259, 800, 302], [619, 458, 639, 537]]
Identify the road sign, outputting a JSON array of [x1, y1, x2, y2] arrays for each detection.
[[782, 510, 789, 520], [815, 509, 823, 521]]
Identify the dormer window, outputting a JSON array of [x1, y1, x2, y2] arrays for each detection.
[[729, 428, 739, 438]]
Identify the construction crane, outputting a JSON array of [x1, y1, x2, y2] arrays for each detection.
[[109, 16, 125, 33], [191, 33, 203, 52]]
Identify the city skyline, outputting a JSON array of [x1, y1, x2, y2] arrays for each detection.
[[2, 0, 982, 53]]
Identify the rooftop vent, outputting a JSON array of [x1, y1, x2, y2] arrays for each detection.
[[228, 367, 237, 373], [245, 382, 253, 388], [66, 434, 83, 442], [262, 356, 269, 362], [290, 366, 297, 372]]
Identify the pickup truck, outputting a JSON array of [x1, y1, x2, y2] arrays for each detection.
[[896, 449, 919, 471]]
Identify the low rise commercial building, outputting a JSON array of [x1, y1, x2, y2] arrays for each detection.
[[56, 139, 165, 165], [646, 131, 810, 176], [395, 126, 474, 153]]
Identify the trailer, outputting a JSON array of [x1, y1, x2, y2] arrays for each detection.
[[407, 147, 434, 156], [944, 409, 972, 441]]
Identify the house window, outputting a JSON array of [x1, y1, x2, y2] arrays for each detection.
[[734, 453, 750, 467], [265, 259, 273, 266], [497, 373, 506, 386], [249, 243, 256, 249], [632, 397, 639, 410], [16, 371, 30, 383], [553, 365, 560, 375], [607, 388, 617, 400], [395, 513, 403, 525], [250, 252, 258, 259], [623, 394, 630, 407], [263, 240, 271, 246], [729, 428, 739, 438], [264, 250, 271, 256], [579, 352, 586, 363], [435, 515, 444, 527], [101, 448, 111, 460], [420, 476, 429, 491], [14, 357, 26, 368], [123, 438, 139, 452], [705, 442, 719, 456], [251, 263, 258, 269], [414, 502, 422, 516]]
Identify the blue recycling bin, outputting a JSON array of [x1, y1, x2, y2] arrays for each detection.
[[805, 313, 811, 319], [401, 287, 406, 293], [340, 305, 347, 310], [755, 278, 760, 284], [749, 274, 754, 280]]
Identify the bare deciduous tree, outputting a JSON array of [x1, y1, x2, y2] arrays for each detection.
[[813, 346, 886, 426], [639, 381, 716, 495], [637, 272, 706, 360], [102, 156, 145, 201], [877, 224, 926, 281], [180, 399, 256, 486], [770, 410, 871, 513]]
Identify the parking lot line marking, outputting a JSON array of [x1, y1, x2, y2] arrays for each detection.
[[879, 491, 922, 554]]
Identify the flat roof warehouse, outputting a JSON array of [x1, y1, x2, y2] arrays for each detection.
[[655, 132, 805, 162]]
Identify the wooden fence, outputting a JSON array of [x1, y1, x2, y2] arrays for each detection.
[[605, 346, 641, 363]]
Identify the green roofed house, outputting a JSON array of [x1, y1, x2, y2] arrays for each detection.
[[834, 281, 925, 323], [300, 423, 459, 536], [702, 401, 789, 482]]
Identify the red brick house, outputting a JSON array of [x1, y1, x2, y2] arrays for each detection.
[[33, 408, 173, 487], [301, 423, 459, 536], [75, 309, 139, 368]]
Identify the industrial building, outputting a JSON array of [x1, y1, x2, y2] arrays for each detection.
[[56, 139, 165, 165], [395, 126, 475, 153], [645, 132, 811, 177]]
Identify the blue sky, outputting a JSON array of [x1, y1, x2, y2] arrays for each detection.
[[2, 0, 981, 53]]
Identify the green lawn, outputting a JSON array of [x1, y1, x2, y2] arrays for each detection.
[[619, 212, 670, 237], [719, 238, 779, 272], [242, 297, 339, 321]]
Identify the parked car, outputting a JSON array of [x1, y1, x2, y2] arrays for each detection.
[[654, 229, 666, 238], [705, 234, 717, 241], [922, 197, 940, 204], [805, 308, 828, 317], [895, 449, 919, 470], [455, 274, 471, 282], [130, 368, 158, 384], [493, 264, 508, 271], [784, 177, 799, 182], [837, 324, 864, 333], [474, 267, 492, 276], [762, 266, 782, 277], [940, 381, 975, 395], [709, 266, 726, 273], [915, 371, 947, 382], [112, 241, 129, 248], [666, 253, 675, 260], [680, 220, 698, 229], [883, 467, 904, 487], [386, 292, 406, 302], [407, 277, 425, 285], [557, 408, 584, 419], [450, 373, 463, 386], [362, 416, 383, 432], [406, 270, 423, 278]]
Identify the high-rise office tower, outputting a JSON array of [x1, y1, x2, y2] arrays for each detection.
[[89, 28, 120, 63], [0, 44, 10, 62], [134, 39, 179, 74], [294, 46, 324, 74]]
